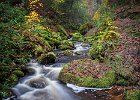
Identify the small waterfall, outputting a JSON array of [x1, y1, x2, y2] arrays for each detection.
[[10, 61, 77, 100], [73, 42, 90, 55], [6, 42, 101, 100]]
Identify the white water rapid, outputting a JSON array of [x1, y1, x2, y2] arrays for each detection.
[[5, 42, 110, 100], [10, 61, 77, 100]]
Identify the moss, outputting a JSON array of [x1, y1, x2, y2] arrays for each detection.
[[72, 33, 83, 41], [33, 45, 46, 56], [58, 45, 73, 50], [13, 70, 24, 77], [74, 51, 82, 55], [58, 40, 75, 50], [124, 90, 140, 100], [116, 79, 129, 86], [63, 50, 73, 56], [59, 62, 116, 88], [38, 52, 56, 64], [97, 71, 116, 88], [79, 76, 98, 87], [62, 40, 74, 47], [58, 66, 80, 85], [9, 74, 18, 83], [89, 44, 105, 61]]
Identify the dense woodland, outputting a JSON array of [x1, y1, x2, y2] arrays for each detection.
[[0, 0, 140, 99]]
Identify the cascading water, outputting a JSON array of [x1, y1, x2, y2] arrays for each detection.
[[5, 42, 111, 100], [10, 61, 78, 100], [73, 42, 90, 55]]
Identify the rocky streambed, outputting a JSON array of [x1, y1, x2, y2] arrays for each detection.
[[5, 42, 140, 100]]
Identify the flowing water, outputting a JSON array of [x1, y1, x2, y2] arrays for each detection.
[[6, 42, 112, 100]]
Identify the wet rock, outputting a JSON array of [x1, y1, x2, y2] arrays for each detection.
[[26, 67, 36, 75], [26, 77, 48, 89], [38, 52, 56, 64], [11, 85, 33, 96]]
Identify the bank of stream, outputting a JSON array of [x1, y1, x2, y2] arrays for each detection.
[[5, 42, 119, 100]]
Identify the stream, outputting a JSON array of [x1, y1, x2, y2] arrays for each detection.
[[6, 42, 112, 100]]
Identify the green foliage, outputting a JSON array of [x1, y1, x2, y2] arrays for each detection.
[[89, 38, 119, 61], [0, 3, 30, 65], [33, 45, 46, 56], [13, 70, 24, 77], [97, 71, 116, 87], [89, 41, 105, 60], [104, 54, 138, 86], [58, 45, 72, 50], [72, 33, 83, 41], [125, 26, 140, 38], [93, 6, 115, 29], [116, 79, 129, 86], [124, 90, 140, 100], [58, 25, 70, 38], [59, 68, 116, 88], [89, 5, 120, 62], [58, 40, 75, 50], [62, 40, 74, 47], [0, 3, 26, 23]]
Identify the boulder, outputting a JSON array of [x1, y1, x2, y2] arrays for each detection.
[[38, 52, 56, 64], [58, 58, 116, 88]]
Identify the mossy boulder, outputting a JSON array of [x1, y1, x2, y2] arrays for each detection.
[[72, 33, 83, 42], [124, 90, 140, 100], [58, 40, 75, 50], [63, 50, 73, 56], [58, 58, 116, 88], [13, 70, 24, 77], [38, 52, 56, 64], [62, 40, 74, 47]]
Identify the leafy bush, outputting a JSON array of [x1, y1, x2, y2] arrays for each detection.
[[89, 5, 120, 62]]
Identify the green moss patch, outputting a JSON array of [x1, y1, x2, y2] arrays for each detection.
[[58, 59, 116, 88], [38, 52, 56, 64], [124, 90, 140, 100]]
